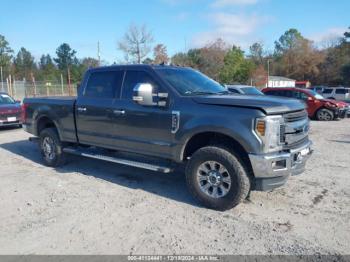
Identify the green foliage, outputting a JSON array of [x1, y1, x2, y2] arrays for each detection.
[[344, 27, 350, 39], [341, 63, 350, 85], [274, 28, 304, 55], [54, 43, 77, 71], [13, 47, 36, 80], [219, 46, 253, 84], [37, 54, 59, 81], [0, 35, 13, 76]]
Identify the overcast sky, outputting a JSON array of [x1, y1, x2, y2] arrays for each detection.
[[1, 0, 349, 63]]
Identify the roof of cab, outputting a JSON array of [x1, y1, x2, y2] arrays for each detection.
[[88, 64, 189, 72]]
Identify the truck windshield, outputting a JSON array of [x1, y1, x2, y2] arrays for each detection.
[[0, 94, 15, 104], [242, 87, 264, 95], [155, 68, 227, 96]]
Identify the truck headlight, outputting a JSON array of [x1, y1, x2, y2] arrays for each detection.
[[254, 115, 284, 153]]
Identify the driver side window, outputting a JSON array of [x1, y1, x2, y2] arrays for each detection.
[[122, 70, 161, 99]]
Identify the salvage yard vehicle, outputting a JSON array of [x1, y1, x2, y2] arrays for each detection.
[[225, 85, 264, 95], [262, 87, 348, 121], [322, 87, 350, 101], [0, 92, 22, 128], [22, 65, 313, 211]]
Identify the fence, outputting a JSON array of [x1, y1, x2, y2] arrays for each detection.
[[0, 80, 77, 102]]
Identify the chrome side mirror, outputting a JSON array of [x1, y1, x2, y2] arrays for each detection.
[[132, 83, 168, 107]]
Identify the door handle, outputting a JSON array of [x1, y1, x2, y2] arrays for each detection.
[[77, 107, 87, 112], [113, 109, 126, 115]]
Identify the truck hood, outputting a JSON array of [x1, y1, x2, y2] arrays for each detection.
[[192, 94, 306, 115]]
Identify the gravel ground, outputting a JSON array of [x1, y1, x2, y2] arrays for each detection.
[[0, 119, 349, 255]]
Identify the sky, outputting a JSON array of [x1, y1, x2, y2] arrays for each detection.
[[0, 0, 349, 63]]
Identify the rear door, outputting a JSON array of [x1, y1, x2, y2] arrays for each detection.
[[75, 69, 124, 147]]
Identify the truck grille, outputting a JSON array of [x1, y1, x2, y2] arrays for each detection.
[[281, 110, 309, 148], [284, 109, 308, 122]]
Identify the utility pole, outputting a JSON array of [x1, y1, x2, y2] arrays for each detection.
[[67, 67, 72, 96], [60, 74, 64, 95], [267, 59, 270, 87], [97, 41, 101, 66], [0, 66, 3, 91]]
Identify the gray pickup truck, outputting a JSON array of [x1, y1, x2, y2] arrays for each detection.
[[23, 65, 312, 210]]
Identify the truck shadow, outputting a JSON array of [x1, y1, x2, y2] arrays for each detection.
[[0, 140, 199, 208]]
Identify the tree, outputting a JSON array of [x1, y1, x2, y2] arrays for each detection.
[[13, 47, 36, 80], [274, 28, 304, 55], [341, 63, 350, 85], [38, 54, 59, 81], [249, 42, 264, 65], [344, 27, 350, 39], [118, 24, 154, 64], [219, 46, 253, 84], [196, 39, 228, 80], [171, 52, 190, 66], [54, 43, 77, 71], [81, 57, 99, 68], [0, 35, 13, 76], [273, 29, 324, 81], [142, 57, 154, 64], [153, 44, 169, 64]]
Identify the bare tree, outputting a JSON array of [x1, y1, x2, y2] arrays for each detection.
[[153, 44, 169, 64], [118, 24, 154, 64]]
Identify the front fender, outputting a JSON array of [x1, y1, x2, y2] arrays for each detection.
[[173, 109, 264, 161]]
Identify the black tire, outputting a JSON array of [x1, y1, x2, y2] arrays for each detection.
[[39, 128, 66, 167], [185, 146, 250, 211], [316, 108, 334, 121]]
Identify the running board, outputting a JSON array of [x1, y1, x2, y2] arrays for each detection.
[[62, 147, 173, 173]]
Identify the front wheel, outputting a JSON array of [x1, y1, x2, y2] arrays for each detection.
[[39, 128, 66, 167], [185, 146, 251, 211], [316, 108, 334, 121]]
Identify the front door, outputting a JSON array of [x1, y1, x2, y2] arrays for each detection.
[[76, 70, 124, 148], [111, 69, 174, 158]]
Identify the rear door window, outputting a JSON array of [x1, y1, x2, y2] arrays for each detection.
[[84, 71, 124, 98], [335, 89, 346, 94], [323, 89, 333, 94]]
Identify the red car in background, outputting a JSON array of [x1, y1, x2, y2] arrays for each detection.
[[262, 87, 349, 121], [0, 92, 22, 127]]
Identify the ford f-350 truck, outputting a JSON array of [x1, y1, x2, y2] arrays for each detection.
[[23, 65, 312, 211]]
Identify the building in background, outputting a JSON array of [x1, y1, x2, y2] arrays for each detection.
[[295, 81, 311, 88], [266, 76, 296, 88]]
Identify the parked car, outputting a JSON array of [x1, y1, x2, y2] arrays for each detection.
[[322, 87, 350, 101], [309, 86, 327, 94], [226, 85, 264, 95], [262, 87, 348, 121], [23, 65, 312, 211], [0, 92, 22, 127]]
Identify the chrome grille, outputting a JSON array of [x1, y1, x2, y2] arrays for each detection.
[[284, 110, 308, 123], [281, 110, 309, 148]]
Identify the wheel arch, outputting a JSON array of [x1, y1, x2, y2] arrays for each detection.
[[36, 115, 60, 138]]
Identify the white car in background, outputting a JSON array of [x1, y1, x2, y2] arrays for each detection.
[[322, 87, 350, 101], [225, 85, 264, 95]]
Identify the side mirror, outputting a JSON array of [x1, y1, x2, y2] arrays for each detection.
[[132, 83, 168, 107]]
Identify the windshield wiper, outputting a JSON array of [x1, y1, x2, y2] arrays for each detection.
[[186, 91, 218, 96]]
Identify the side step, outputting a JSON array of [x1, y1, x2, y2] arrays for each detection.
[[62, 147, 173, 173]]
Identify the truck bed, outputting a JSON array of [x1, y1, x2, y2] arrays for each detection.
[[23, 96, 77, 143]]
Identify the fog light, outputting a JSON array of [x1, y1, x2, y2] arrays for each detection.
[[272, 160, 287, 170]]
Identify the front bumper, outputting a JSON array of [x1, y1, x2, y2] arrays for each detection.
[[0, 120, 21, 127], [249, 141, 313, 191]]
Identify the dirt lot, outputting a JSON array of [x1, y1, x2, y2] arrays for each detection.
[[0, 120, 349, 255]]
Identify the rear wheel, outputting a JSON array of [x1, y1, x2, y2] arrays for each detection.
[[185, 146, 250, 211], [316, 108, 334, 121], [39, 128, 66, 167]]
